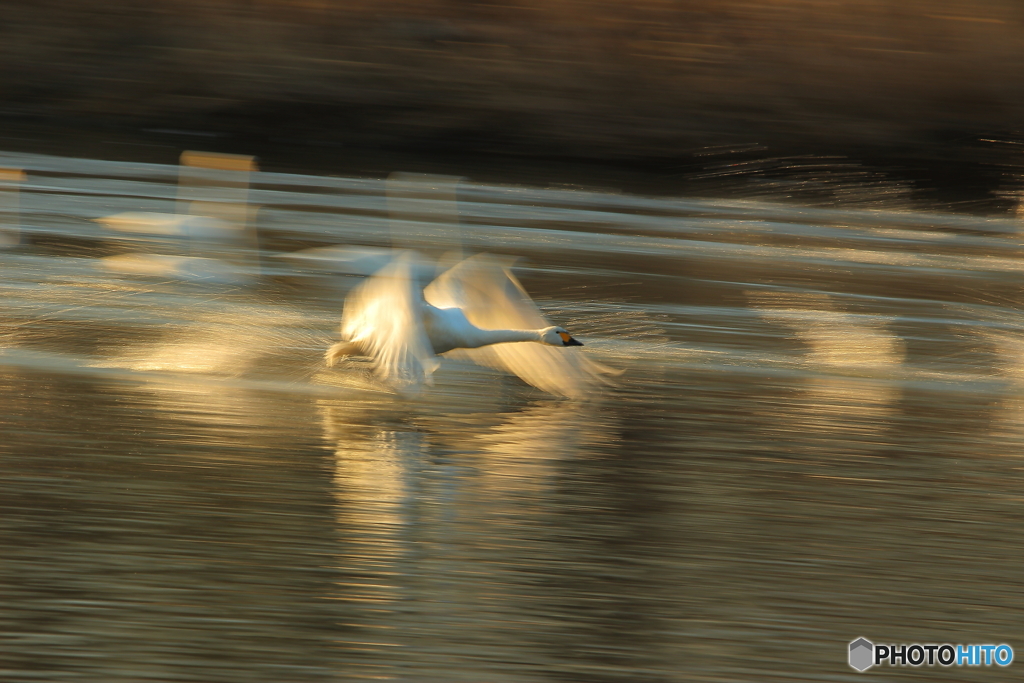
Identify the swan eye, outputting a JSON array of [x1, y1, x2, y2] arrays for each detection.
[[558, 331, 571, 343]]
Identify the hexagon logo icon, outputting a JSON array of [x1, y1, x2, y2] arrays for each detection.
[[849, 637, 874, 671]]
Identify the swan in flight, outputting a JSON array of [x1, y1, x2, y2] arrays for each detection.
[[325, 252, 611, 398]]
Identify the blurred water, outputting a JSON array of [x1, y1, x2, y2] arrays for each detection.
[[2, 150, 1024, 682]]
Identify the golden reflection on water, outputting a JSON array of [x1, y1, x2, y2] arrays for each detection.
[[471, 401, 615, 494], [319, 391, 619, 676], [320, 390, 617, 536]]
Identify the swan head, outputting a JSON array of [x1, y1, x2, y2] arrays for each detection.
[[540, 326, 583, 347]]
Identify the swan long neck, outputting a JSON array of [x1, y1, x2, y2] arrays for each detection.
[[473, 328, 543, 347]]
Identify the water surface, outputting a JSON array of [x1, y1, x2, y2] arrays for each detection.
[[1, 150, 1023, 681]]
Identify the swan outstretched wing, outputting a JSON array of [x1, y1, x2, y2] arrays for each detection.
[[340, 251, 439, 393], [425, 253, 612, 398]]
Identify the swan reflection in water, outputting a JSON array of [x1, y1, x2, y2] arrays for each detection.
[[320, 394, 616, 532], [319, 391, 618, 671]]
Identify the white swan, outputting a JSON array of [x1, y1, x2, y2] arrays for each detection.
[[325, 252, 611, 398]]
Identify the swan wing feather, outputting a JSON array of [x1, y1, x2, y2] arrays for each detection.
[[341, 251, 439, 392], [425, 253, 611, 398]]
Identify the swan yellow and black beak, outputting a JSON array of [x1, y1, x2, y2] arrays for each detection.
[[558, 331, 584, 347]]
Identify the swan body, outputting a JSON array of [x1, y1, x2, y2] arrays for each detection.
[[326, 252, 607, 397]]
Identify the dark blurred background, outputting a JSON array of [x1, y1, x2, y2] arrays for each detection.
[[3, 1, 1024, 200]]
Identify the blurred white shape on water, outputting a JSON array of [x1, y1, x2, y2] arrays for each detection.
[[969, 325, 1024, 443], [750, 291, 903, 439], [751, 291, 905, 371], [327, 250, 614, 399], [97, 212, 233, 237], [97, 151, 260, 283], [98, 253, 251, 281], [0, 168, 24, 248]]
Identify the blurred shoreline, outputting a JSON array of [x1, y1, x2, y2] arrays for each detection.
[[3, 0, 1024, 208], [2, 116, 1020, 216]]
